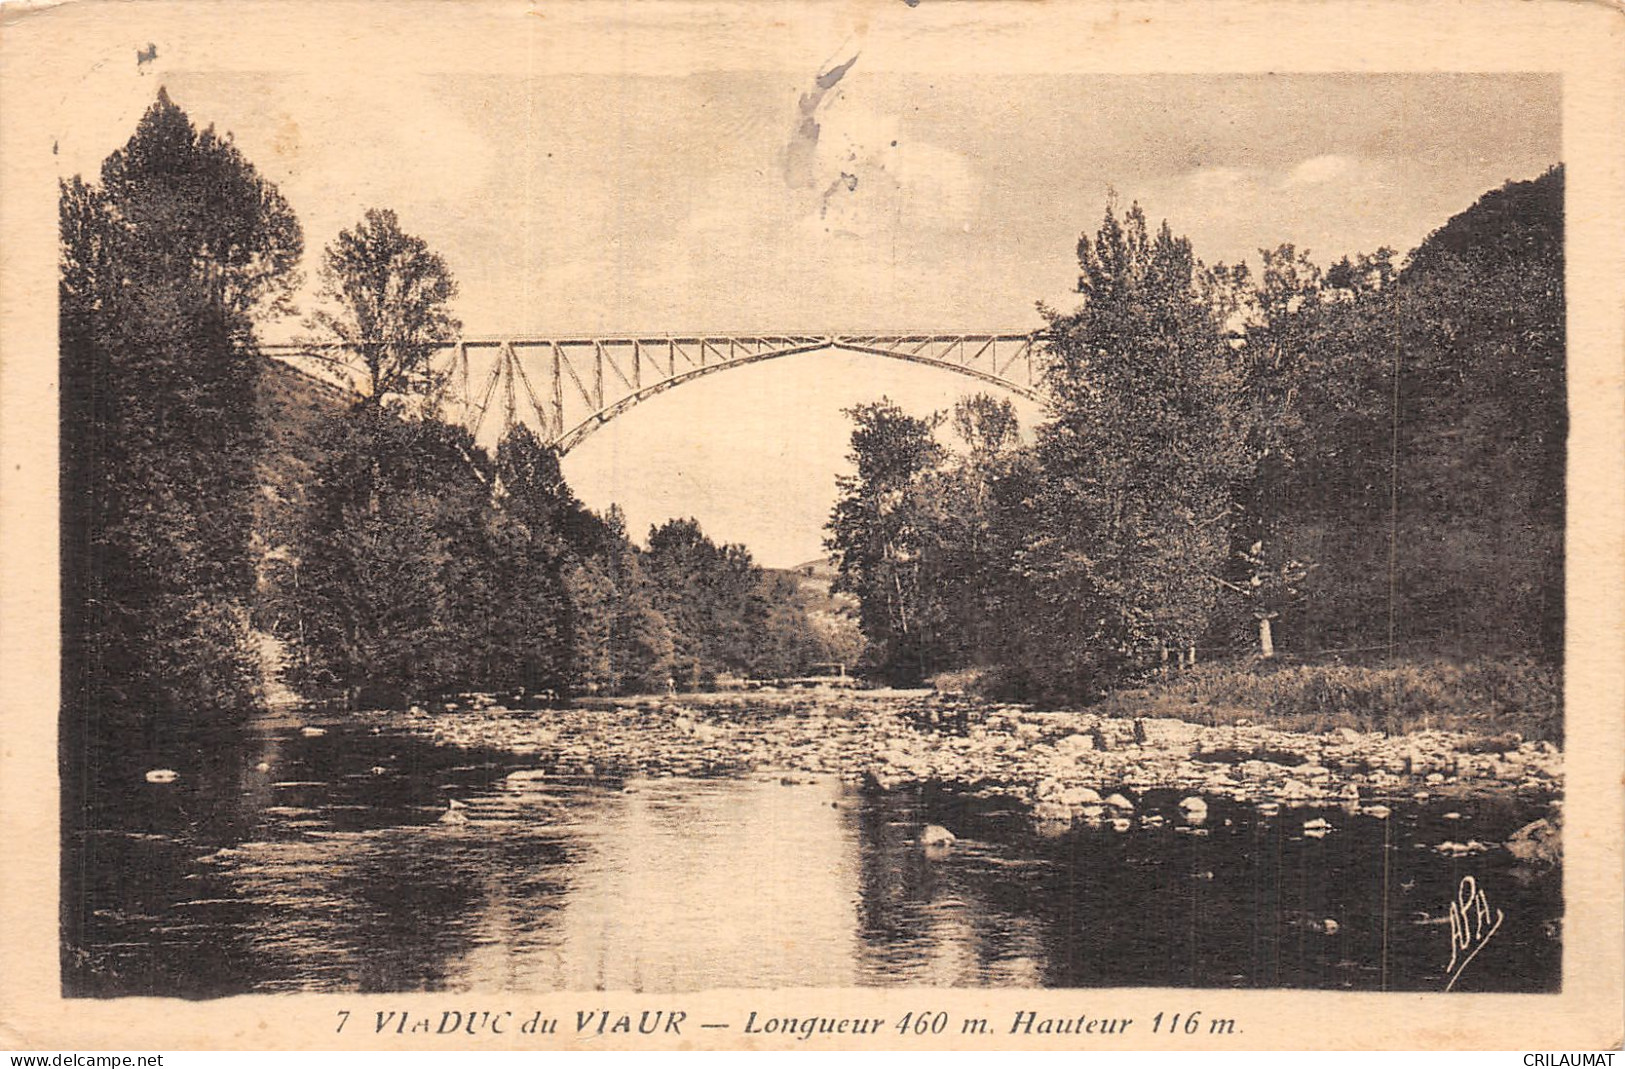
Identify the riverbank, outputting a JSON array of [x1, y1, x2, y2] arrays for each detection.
[[1089, 656, 1563, 744], [370, 688, 1562, 829]]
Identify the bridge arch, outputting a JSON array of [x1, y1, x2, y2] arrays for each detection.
[[269, 331, 1051, 453]]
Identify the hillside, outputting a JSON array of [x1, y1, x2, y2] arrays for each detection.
[[771, 558, 864, 666], [1404, 165, 1563, 279], [250, 357, 350, 633]]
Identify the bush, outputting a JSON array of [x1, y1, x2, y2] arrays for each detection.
[[1094, 656, 1562, 742]]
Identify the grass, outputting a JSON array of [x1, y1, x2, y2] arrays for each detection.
[[1092, 656, 1563, 743]]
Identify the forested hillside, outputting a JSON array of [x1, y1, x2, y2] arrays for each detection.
[[828, 168, 1565, 702]]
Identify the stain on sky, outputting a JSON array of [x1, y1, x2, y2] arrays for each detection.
[[136, 43, 158, 70], [783, 51, 859, 191], [817, 172, 861, 218]]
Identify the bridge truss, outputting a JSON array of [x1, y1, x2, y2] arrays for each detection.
[[271, 331, 1050, 454]]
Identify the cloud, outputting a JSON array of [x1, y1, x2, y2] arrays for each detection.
[[1284, 154, 1357, 187]]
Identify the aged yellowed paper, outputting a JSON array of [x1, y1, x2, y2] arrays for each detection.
[[2, 0, 1622, 1051]]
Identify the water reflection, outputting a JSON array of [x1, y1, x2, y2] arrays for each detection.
[[66, 717, 1561, 996]]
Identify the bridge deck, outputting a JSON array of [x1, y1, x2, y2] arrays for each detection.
[[262, 330, 1052, 452]]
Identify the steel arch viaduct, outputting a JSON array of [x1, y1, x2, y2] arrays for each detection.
[[269, 331, 1049, 453]]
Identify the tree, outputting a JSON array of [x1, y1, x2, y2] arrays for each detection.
[[826, 399, 947, 681], [642, 517, 833, 686], [94, 88, 303, 323], [1024, 202, 1247, 693], [595, 507, 675, 693], [292, 405, 494, 706], [306, 208, 461, 403], [486, 425, 577, 695], [908, 394, 1031, 671], [61, 90, 303, 982], [1221, 244, 1325, 656], [60, 89, 303, 751]]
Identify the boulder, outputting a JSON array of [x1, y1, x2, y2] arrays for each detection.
[[1057, 786, 1102, 807], [1506, 817, 1561, 867]]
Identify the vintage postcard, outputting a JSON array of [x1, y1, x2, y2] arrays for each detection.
[[2, 0, 1621, 1052]]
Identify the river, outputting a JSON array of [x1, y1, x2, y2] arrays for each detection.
[[66, 696, 1561, 996]]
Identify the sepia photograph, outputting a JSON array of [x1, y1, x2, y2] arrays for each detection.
[[3, 0, 1622, 1052]]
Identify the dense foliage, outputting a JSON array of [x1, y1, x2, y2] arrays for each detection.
[[61, 88, 1564, 725], [61, 89, 303, 759], [281, 409, 842, 703], [63, 92, 846, 736], [829, 169, 1565, 699], [280, 214, 845, 703]]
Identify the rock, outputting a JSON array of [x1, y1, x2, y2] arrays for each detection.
[[1506, 817, 1561, 867], [1032, 817, 1073, 838], [1136, 719, 1202, 748], [1057, 786, 1101, 807], [1178, 796, 1209, 823], [1031, 801, 1072, 824], [300, 726, 327, 738], [1103, 792, 1135, 812], [144, 769, 179, 784], [1363, 804, 1393, 819], [1093, 721, 1138, 751], [1287, 909, 1352, 935], [1303, 817, 1332, 832], [1054, 734, 1096, 757], [920, 824, 957, 847], [1109, 817, 1133, 833]]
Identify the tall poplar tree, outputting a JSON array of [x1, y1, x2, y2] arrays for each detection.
[[1024, 203, 1246, 693]]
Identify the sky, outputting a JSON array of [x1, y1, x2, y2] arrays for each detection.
[[43, 7, 1562, 566]]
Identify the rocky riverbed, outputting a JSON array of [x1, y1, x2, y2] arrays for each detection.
[[358, 687, 1563, 860]]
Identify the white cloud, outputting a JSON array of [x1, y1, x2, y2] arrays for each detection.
[[1284, 154, 1357, 187]]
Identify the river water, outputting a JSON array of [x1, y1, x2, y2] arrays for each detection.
[[67, 704, 1561, 996]]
